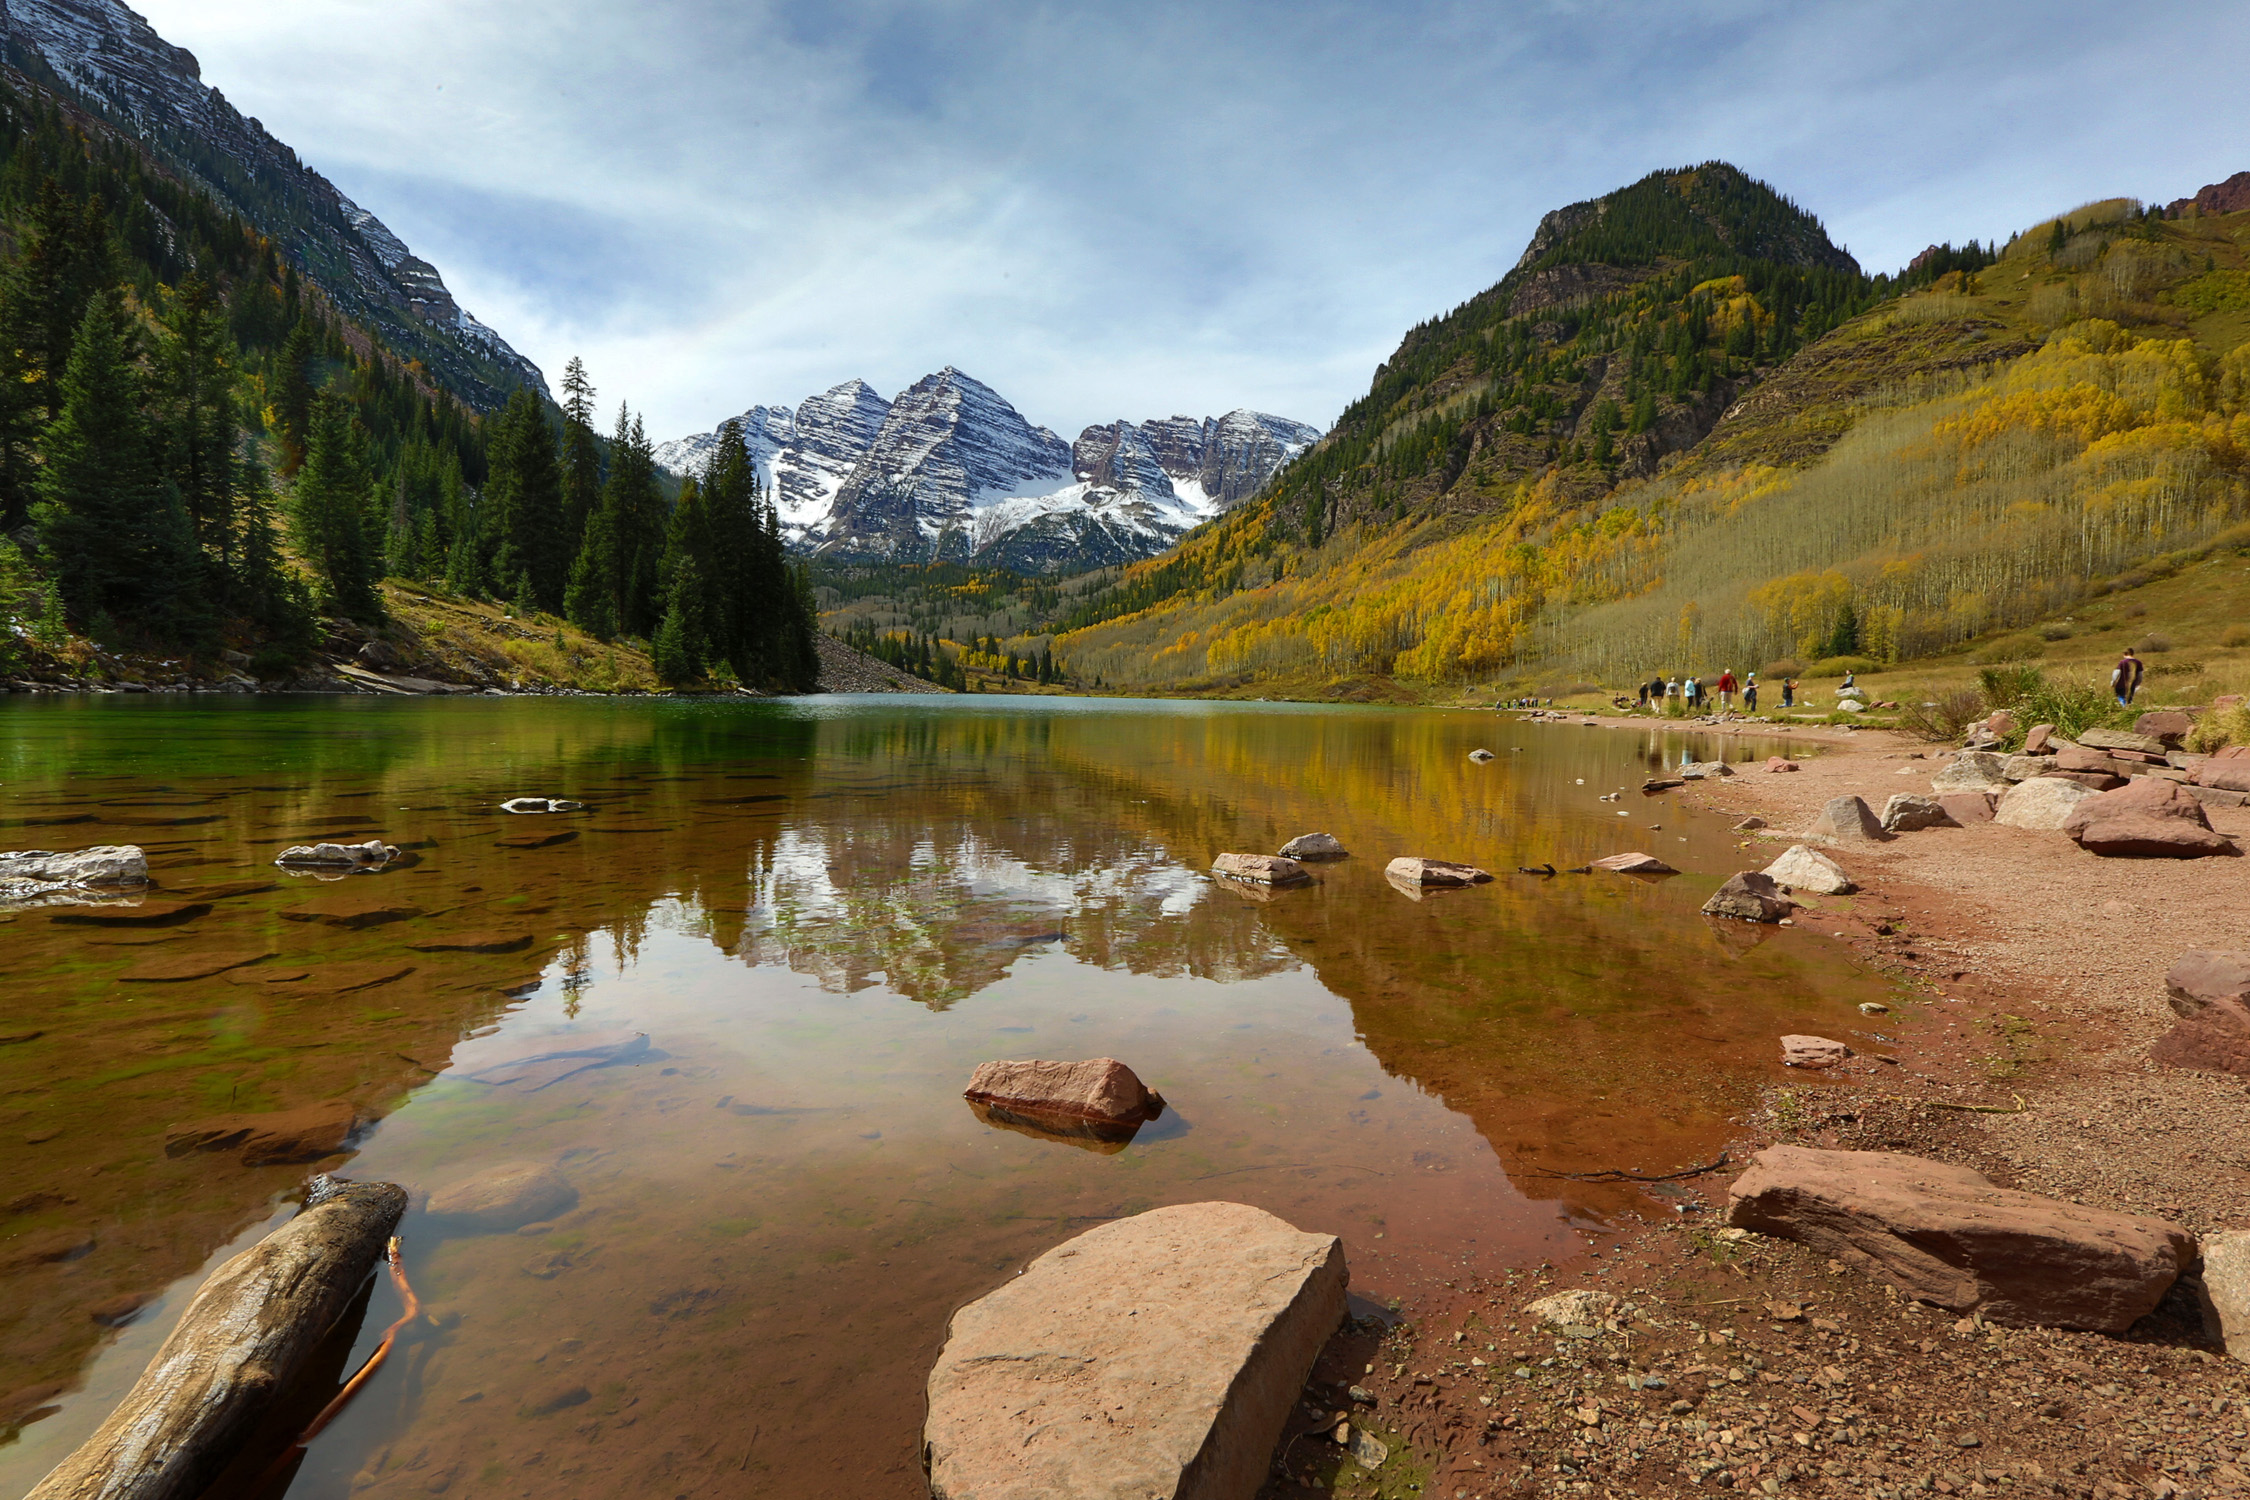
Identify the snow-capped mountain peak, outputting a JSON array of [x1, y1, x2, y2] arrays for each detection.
[[657, 373, 1321, 573]]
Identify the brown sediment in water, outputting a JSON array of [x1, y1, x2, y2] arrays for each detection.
[[0, 698, 1898, 1496]]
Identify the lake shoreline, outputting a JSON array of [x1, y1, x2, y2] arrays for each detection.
[[1293, 723, 2250, 1497]]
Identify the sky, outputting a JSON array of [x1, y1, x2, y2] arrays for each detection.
[[133, 0, 2250, 443]]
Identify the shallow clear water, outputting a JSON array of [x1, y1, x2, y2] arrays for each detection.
[[0, 695, 1903, 1496]]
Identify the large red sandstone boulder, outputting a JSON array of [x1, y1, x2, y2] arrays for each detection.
[[2052, 743, 2119, 775], [2062, 778, 2240, 858], [2133, 710, 2196, 747], [964, 1058, 1162, 1124], [2197, 758, 2250, 794], [1726, 1146, 2194, 1330], [1781, 1035, 1851, 1069], [2081, 726, 2170, 756], [2167, 951, 2250, 1018], [2149, 952, 2250, 1077], [1937, 792, 1996, 825], [163, 1101, 358, 1166], [924, 1202, 1346, 1500]]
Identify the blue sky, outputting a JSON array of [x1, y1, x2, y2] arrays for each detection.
[[136, 0, 2250, 442]]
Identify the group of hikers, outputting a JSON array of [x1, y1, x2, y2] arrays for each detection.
[[1633, 668, 1795, 716]]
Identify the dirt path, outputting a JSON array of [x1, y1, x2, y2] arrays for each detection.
[[1264, 724, 2250, 1500]]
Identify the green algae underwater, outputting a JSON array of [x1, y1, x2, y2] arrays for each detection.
[[0, 694, 1905, 1497]]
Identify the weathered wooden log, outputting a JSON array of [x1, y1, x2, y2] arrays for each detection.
[[28, 1175, 407, 1500]]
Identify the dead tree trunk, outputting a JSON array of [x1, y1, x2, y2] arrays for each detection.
[[28, 1175, 408, 1500]]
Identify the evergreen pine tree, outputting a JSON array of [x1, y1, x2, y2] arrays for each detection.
[[0, 181, 121, 529], [32, 291, 199, 636], [484, 388, 567, 611], [558, 357, 602, 547], [158, 274, 238, 591], [273, 317, 317, 474], [233, 454, 313, 648], [291, 393, 380, 619]]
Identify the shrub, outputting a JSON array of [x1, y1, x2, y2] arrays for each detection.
[[249, 645, 299, 679], [1980, 666, 2117, 739], [1972, 633, 2045, 664], [1762, 658, 1803, 680], [2121, 601, 2147, 619], [1807, 655, 1880, 678], [1899, 688, 1988, 743], [2134, 633, 2172, 653], [2188, 704, 2250, 753], [2223, 624, 2250, 648], [1977, 664, 2045, 706], [2037, 621, 2075, 641]]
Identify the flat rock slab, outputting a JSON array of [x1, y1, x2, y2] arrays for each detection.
[[50, 900, 212, 927], [2168, 951, 2250, 1018], [164, 1100, 358, 1166], [274, 839, 398, 868], [427, 1162, 578, 1231], [279, 896, 425, 929], [1781, 1034, 1852, 1069], [0, 845, 148, 885], [1211, 852, 1312, 886], [1727, 1145, 2194, 1331], [407, 931, 534, 954], [1385, 857, 1492, 886], [2081, 726, 2169, 756], [925, 1202, 1346, 1500], [119, 949, 277, 983], [1276, 832, 1347, 861], [1589, 852, 1676, 875], [1763, 845, 1856, 895], [963, 1057, 1161, 1124]]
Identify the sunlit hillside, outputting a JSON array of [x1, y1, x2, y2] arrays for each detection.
[[1053, 193, 2250, 698]]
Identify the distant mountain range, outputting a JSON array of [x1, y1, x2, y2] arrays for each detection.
[[0, 0, 547, 407], [654, 369, 1320, 572]]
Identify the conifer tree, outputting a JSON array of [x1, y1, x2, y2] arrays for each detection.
[[273, 317, 317, 474], [0, 181, 120, 528], [33, 291, 200, 635], [485, 388, 566, 611], [559, 357, 602, 547], [291, 393, 380, 619], [653, 474, 715, 685], [233, 454, 313, 647], [158, 274, 238, 589]]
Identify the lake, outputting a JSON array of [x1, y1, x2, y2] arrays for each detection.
[[0, 694, 1903, 1497]]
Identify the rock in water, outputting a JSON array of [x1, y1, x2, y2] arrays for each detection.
[[274, 839, 398, 869], [164, 1101, 359, 1166], [501, 797, 585, 814], [1880, 793, 1956, 832], [1804, 795, 1888, 843], [1384, 856, 1493, 886], [1468, 748, 1496, 762], [962, 1058, 1162, 1124], [1210, 852, 1313, 886], [427, 1163, 578, 1231], [1277, 832, 1348, 861], [1700, 872, 1796, 923], [0, 845, 149, 886], [1992, 777, 2098, 830], [2195, 1230, 2250, 1362], [1762, 844, 1856, 894], [1781, 1034, 1852, 1069], [924, 1202, 1346, 1500], [1726, 1146, 2194, 1331], [2062, 778, 2240, 858], [1589, 852, 1677, 875]]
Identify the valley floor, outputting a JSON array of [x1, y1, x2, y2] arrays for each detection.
[[1262, 725, 2250, 1500]]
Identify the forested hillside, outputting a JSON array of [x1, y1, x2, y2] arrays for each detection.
[[1050, 172, 2248, 696], [0, 67, 819, 692]]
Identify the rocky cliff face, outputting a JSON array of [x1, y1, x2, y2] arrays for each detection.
[[657, 373, 1319, 573], [0, 0, 547, 408]]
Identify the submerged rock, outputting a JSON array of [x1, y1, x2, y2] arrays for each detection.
[[1210, 852, 1313, 886], [500, 797, 585, 814], [164, 1100, 359, 1166], [1277, 832, 1348, 861], [0, 845, 149, 887], [427, 1162, 579, 1232], [1589, 852, 1677, 875], [1727, 1145, 2194, 1330], [924, 1202, 1346, 1500], [963, 1057, 1162, 1125], [1468, 748, 1496, 762]]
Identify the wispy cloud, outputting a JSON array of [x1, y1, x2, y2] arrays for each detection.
[[136, 0, 2250, 439]]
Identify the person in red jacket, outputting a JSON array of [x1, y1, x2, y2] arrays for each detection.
[[1715, 667, 1738, 713]]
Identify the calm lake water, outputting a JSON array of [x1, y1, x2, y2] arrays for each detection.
[[0, 695, 1904, 1497]]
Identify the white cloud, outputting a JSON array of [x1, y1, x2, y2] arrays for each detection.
[[133, 0, 2250, 441]]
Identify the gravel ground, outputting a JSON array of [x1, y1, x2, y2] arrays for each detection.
[[1262, 718, 2250, 1499]]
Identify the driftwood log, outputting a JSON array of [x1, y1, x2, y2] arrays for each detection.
[[28, 1175, 408, 1500]]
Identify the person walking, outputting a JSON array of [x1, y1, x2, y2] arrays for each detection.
[[1781, 676, 1796, 709], [1684, 674, 1702, 712], [1715, 667, 1738, 713], [2113, 649, 2144, 707], [1743, 672, 1759, 713]]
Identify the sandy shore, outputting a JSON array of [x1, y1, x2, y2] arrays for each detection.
[[1269, 723, 2250, 1500]]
